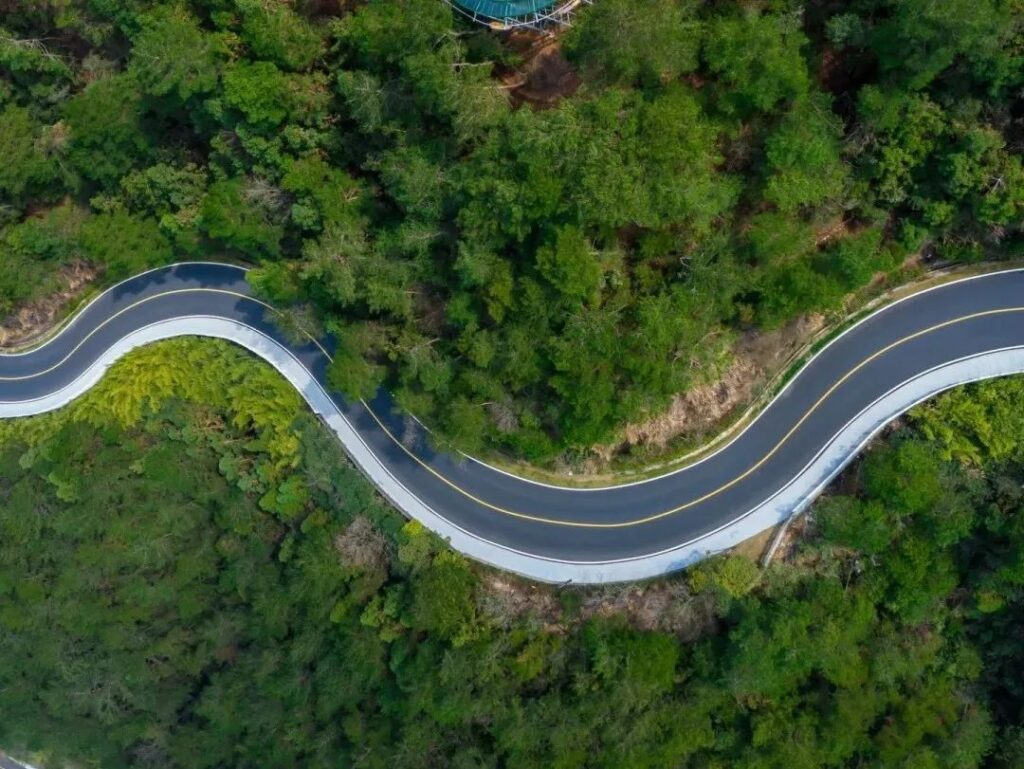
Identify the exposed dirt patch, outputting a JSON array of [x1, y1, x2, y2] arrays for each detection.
[[731, 524, 780, 563], [512, 44, 581, 107], [772, 512, 815, 566], [618, 359, 761, 452], [610, 312, 826, 453], [815, 215, 851, 246], [498, 34, 581, 109], [0, 260, 97, 350]]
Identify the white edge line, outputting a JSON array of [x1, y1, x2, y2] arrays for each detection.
[[2, 315, 1023, 583], [0, 261, 248, 358], [461, 267, 1024, 491], [5, 261, 1022, 492]]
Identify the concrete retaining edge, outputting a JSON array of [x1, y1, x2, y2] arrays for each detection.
[[2, 316, 1020, 584]]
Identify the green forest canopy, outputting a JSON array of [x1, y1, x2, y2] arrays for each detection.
[[2, 0, 1024, 463], [4, 338, 1024, 768]]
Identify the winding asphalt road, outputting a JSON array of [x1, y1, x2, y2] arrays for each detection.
[[2, 262, 1023, 582]]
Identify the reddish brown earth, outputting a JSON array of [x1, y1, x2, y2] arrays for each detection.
[[0, 261, 97, 350]]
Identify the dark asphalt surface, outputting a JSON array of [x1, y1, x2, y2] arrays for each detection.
[[2, 263, 1022, 563]]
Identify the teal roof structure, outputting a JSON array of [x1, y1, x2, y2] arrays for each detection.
[[451, 0, 562, 22]]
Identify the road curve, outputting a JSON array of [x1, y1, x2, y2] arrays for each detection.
[[2, 263, 1024, 583]]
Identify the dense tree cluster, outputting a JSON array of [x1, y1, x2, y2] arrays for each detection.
[[5, 342, 1024, 768], [2, 0, 1024, 460]]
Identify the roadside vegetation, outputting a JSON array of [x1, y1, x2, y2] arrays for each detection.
[[4, 1, 1024, 463], [2, 339, 1024, 768], [5, 4, 1024, 762]]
